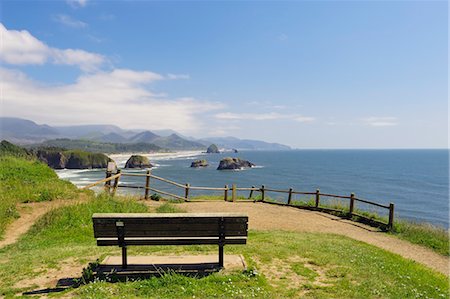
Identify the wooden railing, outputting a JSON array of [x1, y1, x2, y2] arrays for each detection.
[[82, 170, 395, 231]]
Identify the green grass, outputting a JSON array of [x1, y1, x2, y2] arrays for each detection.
[[0, 197, 448, 298], [391, 221, 449, 256], [0, 155, 81, 237], [263, 195, 450, 256], [155, 202, 186, 213]]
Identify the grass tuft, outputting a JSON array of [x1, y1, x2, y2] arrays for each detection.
[[155, 202, 186, 213], [0, 155, 80, 237]]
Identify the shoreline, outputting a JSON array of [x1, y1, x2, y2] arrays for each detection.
[[109, 150, 205, 168]]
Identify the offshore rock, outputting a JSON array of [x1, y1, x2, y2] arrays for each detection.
[[206, 144, 220, 154], [217, 157, 255, 170], [190, 159, 209, 168], [125, 155, 153, 168]]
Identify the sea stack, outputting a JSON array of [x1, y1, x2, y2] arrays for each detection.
[[206, 144, 220, 154], [190, 159, 209, 168], [217, 157, 255, 170], [125, 155, 153, 168]]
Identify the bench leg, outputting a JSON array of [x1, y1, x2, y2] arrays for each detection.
[[122, 246, 128, 269], [218, 244, 224, 268]]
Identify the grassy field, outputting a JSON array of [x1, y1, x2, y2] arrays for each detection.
[[0, 198, 448, 298], [0, 155, 80, 237], [251, 195, 450, 256], [0, 156, 448, 298]]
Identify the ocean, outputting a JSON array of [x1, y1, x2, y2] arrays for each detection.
[[56, 149, 449, 228]]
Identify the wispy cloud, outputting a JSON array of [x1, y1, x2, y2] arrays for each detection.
[[215, 112, 315, 122], [1, 68, 223, 133], [362, 117, 398, 127], [53, 14, 87, 28], [0, 23, 105, 71], [66, 0, 88, 9]]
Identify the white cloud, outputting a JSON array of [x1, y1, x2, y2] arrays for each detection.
[[53, 14, 87, 28], [66, 0, 88, 8], [215, 112, 315, 122], [362, 117, 398, 127], [0, 68, 222, 133], [0, 23, 106, 71]]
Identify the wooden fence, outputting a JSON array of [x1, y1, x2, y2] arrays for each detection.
[[82, 169, 395, 231]]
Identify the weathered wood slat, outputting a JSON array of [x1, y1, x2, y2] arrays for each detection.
[[118, 184, 143, 189], [264, 188, 291, 193], [93, 223, 247, 237], [81, 173, 121, 190], [93, 213, 248, 218], [149, 174, 186, 188], [353, 197, 389, 209], [97, 237, 247, 246], [189, 186, 226, 191], [319, 193, 352, 199]]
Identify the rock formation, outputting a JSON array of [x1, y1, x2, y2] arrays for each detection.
[[190, 159, 208, 168], [217, 157, 255, 170], [206, 144, 220, 154], [36, 149, 111, 169], [125, 155, 153, 168]]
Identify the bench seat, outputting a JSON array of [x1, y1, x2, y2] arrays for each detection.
[[92, 212, 248, 269]]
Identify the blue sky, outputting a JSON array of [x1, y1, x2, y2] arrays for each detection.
[[0, 0, 447, 148]]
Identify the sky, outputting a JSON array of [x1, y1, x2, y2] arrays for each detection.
[[0, 0, 448, 149]]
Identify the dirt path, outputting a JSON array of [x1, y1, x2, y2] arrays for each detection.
[[152, 201, 449, 275], [0, 198, 86, 249]]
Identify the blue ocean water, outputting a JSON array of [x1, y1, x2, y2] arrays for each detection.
[[57, 150, 449, 228]]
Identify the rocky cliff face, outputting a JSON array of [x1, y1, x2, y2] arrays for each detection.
[[217, 157, 255, 170], [36, 149, 111, 169], [125, 155, 153, 168], [37, 151, 67, 169]]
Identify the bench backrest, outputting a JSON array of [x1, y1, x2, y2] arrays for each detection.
[[92, 213, 248, 239]]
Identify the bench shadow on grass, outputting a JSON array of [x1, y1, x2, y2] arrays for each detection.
[[22, 262, 221, 296]]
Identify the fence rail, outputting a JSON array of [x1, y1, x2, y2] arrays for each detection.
[[83, 169, 395, 231]]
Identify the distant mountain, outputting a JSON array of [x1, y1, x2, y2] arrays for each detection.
[[152, 134, 205, 150], [97, 132, 129, 143], [53, 124, 128, 138], [129, 131, 160, 143], [1, 117, 291, 150], [0, 117, 60, 144], [199, 136, 291, 151]]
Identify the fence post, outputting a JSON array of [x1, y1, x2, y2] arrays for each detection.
[[261, 185, 265, 202], [111, 170, 121, 197], [232, 184, 237, 202], [349, 193, 355, 217], [104, 170, 112, 194], [287, 188, 293, 205], [315, 189, 320, 208], [185, 183, 190, 200], [224, 185, 228, 201], [248, 185, 255, 199], [388, 203, 395, 230], [144, 170, 151, 199]]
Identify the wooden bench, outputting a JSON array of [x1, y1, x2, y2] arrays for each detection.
[[92, 213, 248, 269]]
